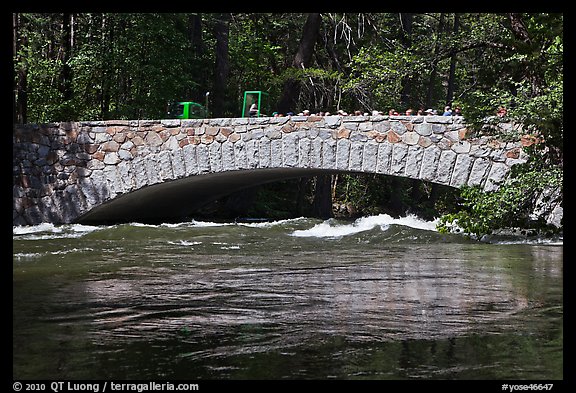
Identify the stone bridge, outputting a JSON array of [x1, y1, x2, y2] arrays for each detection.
[[13, 115, 528, 225]]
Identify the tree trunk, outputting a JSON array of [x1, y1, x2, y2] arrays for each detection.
[[389, 177, 405, 216], [508, 13, 531, 44], [188, 13, 203, 54], [425, 13, 446, 108], [296, 177, 310, 216], [60, 13, 73, 102], [399, 13, 413, 107], [99, 14, 111, 119], [446, 13, 459, 105], [212, 13, 231, 117], [277, 13, 321, 114], [312, 174, 333, 219], [507, 13, 543, 97], [13, 13, 27, 124]]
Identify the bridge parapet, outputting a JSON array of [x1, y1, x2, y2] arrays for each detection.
[[13, 115, 528, 225]]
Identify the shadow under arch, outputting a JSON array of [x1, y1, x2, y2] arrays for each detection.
[[77, 168, 343, 224]]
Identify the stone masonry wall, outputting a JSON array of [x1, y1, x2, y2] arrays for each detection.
[[13, 115, 528, 226]]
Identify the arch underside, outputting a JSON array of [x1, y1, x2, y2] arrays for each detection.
[[76, 168, 452, 224]]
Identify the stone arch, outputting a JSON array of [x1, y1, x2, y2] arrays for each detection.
[[13, 116, 528, 225]]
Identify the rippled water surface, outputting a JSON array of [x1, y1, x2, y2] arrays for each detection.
[[13, 215, 563, 380]]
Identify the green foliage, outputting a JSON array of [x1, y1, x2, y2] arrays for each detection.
[[437, 164, 563, 238], [430, 13, 563, 236], [333, 174, 458, 221], [14, 12, 563, 127], [458, 14, 563, 153], [25, 55, 67, 122], [13, 12, 563, 230], [344, 46, 421, 111], [276, 67, 344, 112], [15, 13, 213, 121]]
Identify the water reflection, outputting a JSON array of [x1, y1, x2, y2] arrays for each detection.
[[13, 221, 562, 379], [54, 244, 540, 349]]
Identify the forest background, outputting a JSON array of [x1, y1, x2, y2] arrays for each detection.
[[12, 13, 563, 237]]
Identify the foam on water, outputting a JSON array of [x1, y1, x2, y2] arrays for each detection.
[[291, 214, 438, 238], [167, 240, 203, 247], [13, 223, 60, 235], [13, 223, 102, 239], [237, 217, 309, 228], [13, 216, 561, 245], [189, 220, 235, 228]]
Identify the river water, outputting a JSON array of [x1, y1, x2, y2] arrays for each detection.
[[13, 215, 563, 380]]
